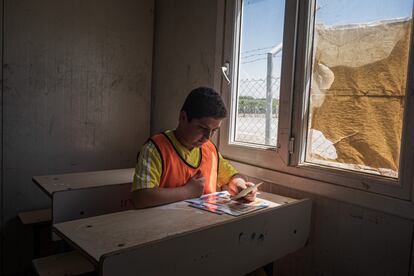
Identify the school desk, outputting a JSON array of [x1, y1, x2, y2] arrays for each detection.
[[53, 192, 312, 276], [33, 168, 135, 224]]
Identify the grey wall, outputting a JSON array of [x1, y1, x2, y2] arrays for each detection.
[[151, 0, 222, 134], [151, 1, 414, 276], [1, 0, 153, 274], [261, 182, 413, 276], [0, 0, 3, 274]]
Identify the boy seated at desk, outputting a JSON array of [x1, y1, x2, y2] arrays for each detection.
[[131, 87, 258, 209]]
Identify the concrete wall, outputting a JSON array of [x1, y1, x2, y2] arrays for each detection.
[[151, 1, 414, 276], [0, 0, 3, 273], [1, 0, 153, 274], [262, 183, 413, 276], [151, 0, 223, 134]]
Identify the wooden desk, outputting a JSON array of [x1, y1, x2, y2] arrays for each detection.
[[33, 168, 135, 223], [53, 192, 312, 276]]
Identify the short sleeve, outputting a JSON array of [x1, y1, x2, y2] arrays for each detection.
[[217, 153, 238, 187], [131, 141, 162, 191]]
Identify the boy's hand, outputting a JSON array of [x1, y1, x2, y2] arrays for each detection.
[[242, 182, 257, 202], [185, 171, 205, 197], [224, 177, 257, 202]]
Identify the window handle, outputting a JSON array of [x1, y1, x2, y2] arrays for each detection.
[[221, 62, 231, 84]]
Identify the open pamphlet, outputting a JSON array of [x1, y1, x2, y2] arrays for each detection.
[[186, 191, 278, 216]]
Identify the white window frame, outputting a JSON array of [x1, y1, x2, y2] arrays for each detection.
[[219, 0, 414, 201]]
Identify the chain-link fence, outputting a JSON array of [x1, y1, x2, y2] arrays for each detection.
[[235, 77, 280, 146]]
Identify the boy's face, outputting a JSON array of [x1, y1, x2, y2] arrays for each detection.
[[179, 111, 222, 149]]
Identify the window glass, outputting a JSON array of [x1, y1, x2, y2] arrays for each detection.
[[305, 0, 413, 178], [232, 0, 285, 147]]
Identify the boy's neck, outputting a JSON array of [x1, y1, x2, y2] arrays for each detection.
[[173, 129, 194, 150]]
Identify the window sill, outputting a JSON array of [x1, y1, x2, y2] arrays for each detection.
[[230, 160, 414, 220]]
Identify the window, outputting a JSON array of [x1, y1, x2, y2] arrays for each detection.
[[304, 0, 412, 179], [231, 0, 285, 148], [220, 0, 414, 199]]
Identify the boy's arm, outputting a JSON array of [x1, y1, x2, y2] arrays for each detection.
[[217, 154, 258, 201], [132, 172, 205, 209]]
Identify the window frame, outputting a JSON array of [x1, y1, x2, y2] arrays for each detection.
[[219, 0, 297, 171], [219, 0, 414, 201]]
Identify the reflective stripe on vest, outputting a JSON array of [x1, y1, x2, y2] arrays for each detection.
[[150, 133, 218, 194]]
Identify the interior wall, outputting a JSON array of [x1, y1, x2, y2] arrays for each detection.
[[0, 0, 3, 274], [1, 0, 153, 274], [152, 1, 414, 275], [259, 181, 413, 276], [151, 0, 222, 134]]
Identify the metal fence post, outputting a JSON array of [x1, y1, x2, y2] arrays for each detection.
[[265, 43, 282, 145], [265, 52, 273, 145]]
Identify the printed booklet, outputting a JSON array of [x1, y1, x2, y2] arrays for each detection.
[[186, 191, 278, 216]]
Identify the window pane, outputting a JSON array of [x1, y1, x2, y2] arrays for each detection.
[[305, 0, 413, 178], [232, 0, 285, 147]]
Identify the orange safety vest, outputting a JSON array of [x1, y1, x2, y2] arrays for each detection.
[[150, 132, 219, 194]]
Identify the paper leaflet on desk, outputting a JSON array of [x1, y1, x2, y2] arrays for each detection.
[[187, 202, 225, 215], [186, 191, 274, 216]]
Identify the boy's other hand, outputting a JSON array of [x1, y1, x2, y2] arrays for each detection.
[[185, 171, 205, 198]]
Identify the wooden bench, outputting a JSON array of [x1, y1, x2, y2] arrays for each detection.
[[18, 208, 60, 257], [32, 251, 95, 276], [18, 208, 51, 225]]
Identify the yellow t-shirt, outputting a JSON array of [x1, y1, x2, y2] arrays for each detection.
[[131, 130, 238, 191]]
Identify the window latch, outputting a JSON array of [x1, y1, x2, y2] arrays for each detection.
[[289, 137, 295, 154], [221, 62, 231, 84]]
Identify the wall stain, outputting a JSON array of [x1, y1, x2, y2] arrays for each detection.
[[111, 75, 123, 87]]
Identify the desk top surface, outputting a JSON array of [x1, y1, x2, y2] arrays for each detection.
[[33, 168, 135, 195], [53, 192, 297, 263]]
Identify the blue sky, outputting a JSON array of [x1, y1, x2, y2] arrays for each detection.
[[239, 0, 413, 83], [239, 0, 284, 80]]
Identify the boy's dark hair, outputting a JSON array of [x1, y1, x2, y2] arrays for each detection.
[[181, 87, 227, 121]]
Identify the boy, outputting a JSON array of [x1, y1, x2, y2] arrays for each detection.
[[131, 87, 257, 208]]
